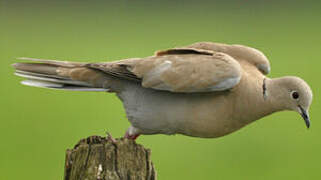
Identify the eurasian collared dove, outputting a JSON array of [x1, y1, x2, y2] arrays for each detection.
[[12, 42, 313, 139]]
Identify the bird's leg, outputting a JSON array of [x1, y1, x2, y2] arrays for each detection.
[[124, 126, 141, 140], [124, 132, 141, 140]]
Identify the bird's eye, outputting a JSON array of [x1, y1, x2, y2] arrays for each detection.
[[291, 91, 299, 99]]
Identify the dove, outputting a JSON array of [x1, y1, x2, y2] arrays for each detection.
[[12, 42, 313, 139]]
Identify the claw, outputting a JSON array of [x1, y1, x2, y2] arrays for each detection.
[[124, 131, 140, 140], [123, 126, 141, 140]]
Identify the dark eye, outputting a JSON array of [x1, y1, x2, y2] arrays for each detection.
[[292, 91, 299, 99]]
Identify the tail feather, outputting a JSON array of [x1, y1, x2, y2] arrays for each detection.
[[13, 62, 60, 76], [17, 57, 86, 67], [15, 69, 70, 80], [21, 79, 107, 91], [21, 79, 64, 88], [15, 71, 91, 86], [13, 58, 109, 92]]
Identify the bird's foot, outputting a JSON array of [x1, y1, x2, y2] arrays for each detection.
[[124, 126, 141, 140], [124, 132, 140, 140]]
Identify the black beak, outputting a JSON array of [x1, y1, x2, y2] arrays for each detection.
[[299, 105, 310, 128]]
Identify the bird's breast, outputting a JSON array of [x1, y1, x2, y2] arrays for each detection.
[[118, 83, 247, 137]]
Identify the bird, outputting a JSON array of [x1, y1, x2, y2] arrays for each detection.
[[12, 42, 313, 140]]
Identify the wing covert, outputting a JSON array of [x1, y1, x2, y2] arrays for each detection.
[[89, 48, 242, 93], [185, 42, 271, 74]]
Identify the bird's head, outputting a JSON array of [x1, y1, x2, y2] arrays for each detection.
[[270, 76, 313, 128]]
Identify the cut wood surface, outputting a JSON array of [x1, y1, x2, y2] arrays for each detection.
[[64, 136, 156, 180]]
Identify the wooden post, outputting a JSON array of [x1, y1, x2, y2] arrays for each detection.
[[64, 136, 156, 180]]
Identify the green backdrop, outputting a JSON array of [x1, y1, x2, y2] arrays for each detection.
[[1, 0, 320, 179]]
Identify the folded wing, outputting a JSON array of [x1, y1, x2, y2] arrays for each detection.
[[89, 48, 242, 93], [185, 42, 271, 75]]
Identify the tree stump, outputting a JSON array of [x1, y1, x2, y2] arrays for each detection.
[[64, 136, 157, 180]]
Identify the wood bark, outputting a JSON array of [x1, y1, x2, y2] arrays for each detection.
[[64, 136, 156, 180]]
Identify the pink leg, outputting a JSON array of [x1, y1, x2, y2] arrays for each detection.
[[124, 132, 141, 140], [124, 126, 141, 140]]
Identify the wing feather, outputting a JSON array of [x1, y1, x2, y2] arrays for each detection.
[[185, 42, 271, 74], [89, 48, 242, 93]]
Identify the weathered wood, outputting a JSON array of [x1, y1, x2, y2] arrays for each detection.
[[64, 136, 156, 180]]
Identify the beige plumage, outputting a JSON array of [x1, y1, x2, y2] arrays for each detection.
[[12, 42, 313, 139]]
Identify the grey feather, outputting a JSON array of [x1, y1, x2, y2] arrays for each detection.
[[15, 71, 91, 86], [21, 79, 107, 91]]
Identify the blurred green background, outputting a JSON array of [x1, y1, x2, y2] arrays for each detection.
[[1, 0, 320, 179]]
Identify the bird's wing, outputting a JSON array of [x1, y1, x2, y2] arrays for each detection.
[[184, 42, 271, 75], [89, 48, 242, 93]]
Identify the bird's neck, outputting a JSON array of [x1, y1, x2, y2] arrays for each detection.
[[233, 77, 286, 124], [257, 78, 289, 116]]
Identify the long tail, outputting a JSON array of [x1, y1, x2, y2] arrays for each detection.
[[13, 57, 111, 91]]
